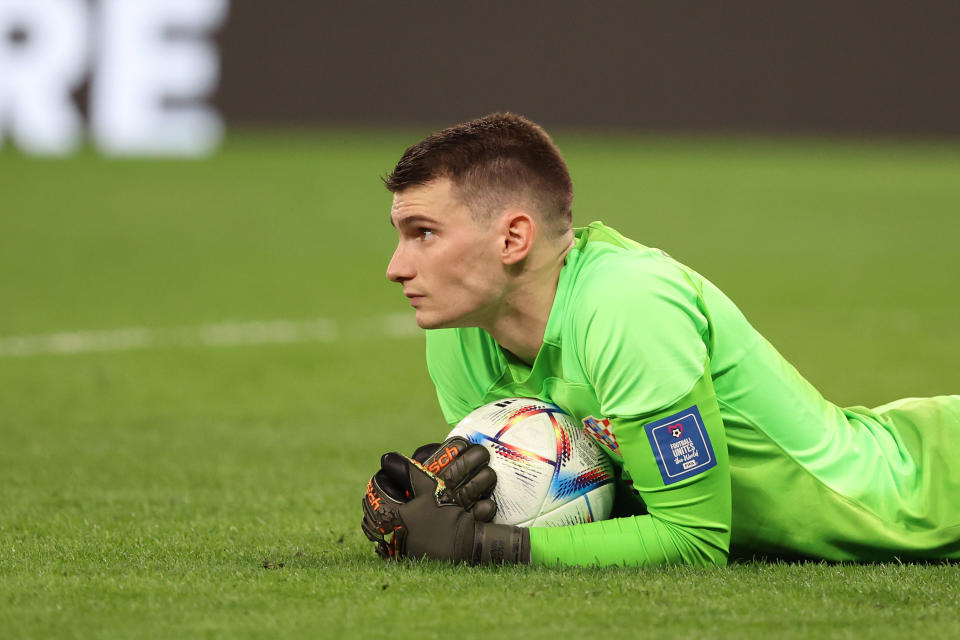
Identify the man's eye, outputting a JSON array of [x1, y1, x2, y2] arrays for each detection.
[[418, 228, 435, 239]]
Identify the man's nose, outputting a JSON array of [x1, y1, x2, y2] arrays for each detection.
[[386, 244, 413, 283]]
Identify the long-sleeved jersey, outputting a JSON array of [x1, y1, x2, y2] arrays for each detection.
[[425, 222, 960, 566]]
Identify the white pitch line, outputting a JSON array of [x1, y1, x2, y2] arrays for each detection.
[[0, 313, 422, 358]]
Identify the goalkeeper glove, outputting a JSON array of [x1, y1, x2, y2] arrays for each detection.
[[361, 436, 529, 564]]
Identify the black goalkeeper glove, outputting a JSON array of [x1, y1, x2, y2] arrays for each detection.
[[361, 436, 530, 564], [411, 442, 443, 464], [366, 439, 498, 521]]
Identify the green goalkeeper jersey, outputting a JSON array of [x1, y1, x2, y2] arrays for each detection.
[[425, 222, 960, 566]]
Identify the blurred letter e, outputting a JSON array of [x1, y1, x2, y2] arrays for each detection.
[[91, 0, 228, 157], [0, 0, 88, 155]]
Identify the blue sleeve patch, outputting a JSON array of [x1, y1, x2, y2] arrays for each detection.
[[644, 405, 716, 485]]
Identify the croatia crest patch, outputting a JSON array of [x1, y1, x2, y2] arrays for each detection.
[[582, 416, 620, 456], [644, 405, 716, 485]]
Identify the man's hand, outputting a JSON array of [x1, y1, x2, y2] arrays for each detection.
[[361, 437, 530, 564], [367, 439, 497, 521]]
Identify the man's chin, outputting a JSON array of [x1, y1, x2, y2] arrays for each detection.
[[414, 311, 443, 330], [414, 310, 458, 331]]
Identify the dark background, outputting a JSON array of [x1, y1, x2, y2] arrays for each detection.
[[216, 0, 960, 136]]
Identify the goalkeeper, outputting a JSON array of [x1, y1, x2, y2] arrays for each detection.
[[361, 112, 960, 566]]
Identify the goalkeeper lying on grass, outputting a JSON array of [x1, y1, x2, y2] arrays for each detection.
[[361, 112, 960, 567]]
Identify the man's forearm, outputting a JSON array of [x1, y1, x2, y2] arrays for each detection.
[[529, 513, 729, 567]]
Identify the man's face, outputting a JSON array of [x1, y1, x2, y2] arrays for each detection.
[[387, 178, 505, 329]]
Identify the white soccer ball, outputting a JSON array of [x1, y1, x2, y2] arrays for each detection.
[[446, 397, 615, 527]]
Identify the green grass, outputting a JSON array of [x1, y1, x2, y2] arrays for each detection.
[[1, 132, 959, 638]]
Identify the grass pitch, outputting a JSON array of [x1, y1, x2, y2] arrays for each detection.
[[1, 132, 959, 639]]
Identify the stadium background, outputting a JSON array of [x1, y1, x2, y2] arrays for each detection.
[[217, 1, 960, 136], [2, 2, 959, 638]]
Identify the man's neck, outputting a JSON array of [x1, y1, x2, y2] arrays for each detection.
[[484, 236, 573, 365]]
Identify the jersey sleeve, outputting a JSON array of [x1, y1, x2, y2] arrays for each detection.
[[529, 257, 732, 566]]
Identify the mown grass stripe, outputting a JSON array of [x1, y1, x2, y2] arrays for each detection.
[[0, 313, 420, 357]]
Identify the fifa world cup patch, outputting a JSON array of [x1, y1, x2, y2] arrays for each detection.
[[644, 405, 716, 485], [582, 416, 620, 456]]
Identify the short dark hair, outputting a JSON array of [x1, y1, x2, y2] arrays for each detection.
[[384, 113, 573, 233]]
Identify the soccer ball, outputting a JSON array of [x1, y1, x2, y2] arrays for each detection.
[[446, 397, 615, 527]]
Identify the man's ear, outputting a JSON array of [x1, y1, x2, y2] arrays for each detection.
[[500, 211, 535, 265]]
